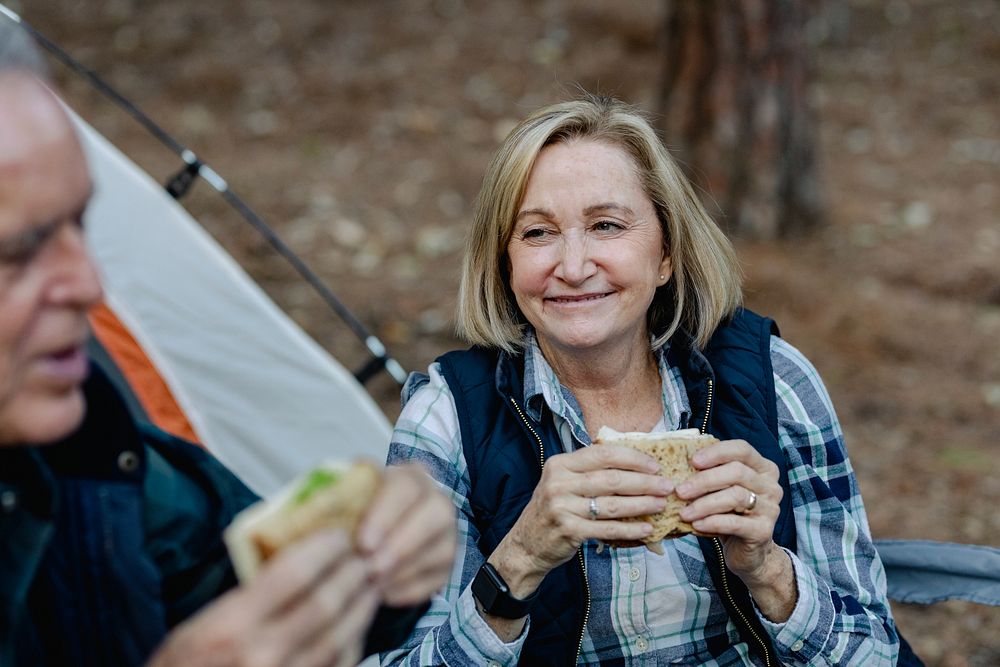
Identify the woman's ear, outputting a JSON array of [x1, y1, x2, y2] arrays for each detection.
[[657, 217, 672, 285], [657, 252, 672, 285]]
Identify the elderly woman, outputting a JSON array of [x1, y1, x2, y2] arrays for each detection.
[[383, 96, 898, 666]]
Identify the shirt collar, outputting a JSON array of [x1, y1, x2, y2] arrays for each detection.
[[520, 329, 549, 423], [521, 330, 691, 439]]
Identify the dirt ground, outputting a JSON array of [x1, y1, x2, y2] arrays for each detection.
[[19, 0, 999, 663]]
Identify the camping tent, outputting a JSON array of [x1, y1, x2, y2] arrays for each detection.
[[74, 108, 393, 497]]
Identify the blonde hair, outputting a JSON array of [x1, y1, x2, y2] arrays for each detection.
[[457, 95, 742, 353]]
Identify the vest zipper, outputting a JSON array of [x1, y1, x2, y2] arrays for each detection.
[[509, 397, 545, 471], [574, 549, 591, 662], [701, 378, 714, 434], [508, 397, 591, 665], [710, 537, 772, 667], [700, 379, 773, 667]]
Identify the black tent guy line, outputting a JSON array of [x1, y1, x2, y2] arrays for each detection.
[[1, 3, 407, 387]]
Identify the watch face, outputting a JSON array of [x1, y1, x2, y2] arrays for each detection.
[[472, 563, 502, 609], [472, 563, 533, 619], [482, 562, 509, 592]]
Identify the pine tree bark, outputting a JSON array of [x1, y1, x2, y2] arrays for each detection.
[[657, 0, 823, 238]]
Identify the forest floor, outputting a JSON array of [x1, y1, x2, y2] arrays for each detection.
[[23, 0, 1000, 663]]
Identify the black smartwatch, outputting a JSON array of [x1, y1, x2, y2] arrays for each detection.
[[471, 562, 539, 619]]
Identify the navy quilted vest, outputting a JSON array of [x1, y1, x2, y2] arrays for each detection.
[[438, 309, 791, 666]]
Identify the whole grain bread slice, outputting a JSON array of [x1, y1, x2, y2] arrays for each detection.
[[593, 427, 717, 555], [224, 460, 382, 582]]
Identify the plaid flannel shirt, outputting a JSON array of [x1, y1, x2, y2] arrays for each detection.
[[382, 333, 899, 666]]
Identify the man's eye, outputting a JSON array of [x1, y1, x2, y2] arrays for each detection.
[[0, 237, 44, 267], [4, 247, 40, 266], [0, 219, 63, 267]]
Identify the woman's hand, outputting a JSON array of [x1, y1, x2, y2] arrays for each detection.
[[357, 463, 458, 607], [148, 530, 379, 667], [490, 444, 673, 599], [674, 439, 797, 621]]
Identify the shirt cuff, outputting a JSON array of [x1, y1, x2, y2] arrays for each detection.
[[447, 585, 529, 666], [754, 548, 835, 663]]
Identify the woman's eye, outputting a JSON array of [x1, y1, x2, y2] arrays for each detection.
[[593, 220, 624, 233], [522, 228, 549, 239]]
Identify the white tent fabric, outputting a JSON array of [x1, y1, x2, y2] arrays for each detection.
[[72, 111, 392, 497]]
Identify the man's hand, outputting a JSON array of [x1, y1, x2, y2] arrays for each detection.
[[148, 530, 378, 667], [149, 464, 456, 665], [357, 463, 457, 607]]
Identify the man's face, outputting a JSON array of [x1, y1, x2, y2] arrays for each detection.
[[0, 74, 103, 446]]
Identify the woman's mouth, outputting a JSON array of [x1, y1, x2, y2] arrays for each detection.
[[545, 292, 613, 304]]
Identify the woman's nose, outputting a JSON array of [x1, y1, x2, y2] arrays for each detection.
[[555, 234, 596, 285]]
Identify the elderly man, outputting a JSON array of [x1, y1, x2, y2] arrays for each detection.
[[0, 23, 455, 667]]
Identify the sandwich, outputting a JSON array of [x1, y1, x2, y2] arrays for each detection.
[[593, 426, 717, 555], [223, 460, 382, 582]]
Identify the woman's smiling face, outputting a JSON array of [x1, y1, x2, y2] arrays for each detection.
[[507, 139, 672, 360]]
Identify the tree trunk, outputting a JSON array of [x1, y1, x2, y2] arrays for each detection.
[[657, 0, 823, 238]]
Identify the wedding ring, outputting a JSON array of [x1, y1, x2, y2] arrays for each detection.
[[589, 496, 600, 519], [743, 490, 758, 514]]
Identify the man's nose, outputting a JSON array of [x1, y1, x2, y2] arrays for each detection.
[[555, 233, 596, 285], [48, 223, 104, 307]]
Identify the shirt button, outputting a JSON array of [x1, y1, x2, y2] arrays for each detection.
[[117, 450, 140, 473], [791, 640, 805, 652], [635, 636, 648, 651], [487, 661, 502, 667], [628, 567, 641, 582], [1, 490, 17, 513]]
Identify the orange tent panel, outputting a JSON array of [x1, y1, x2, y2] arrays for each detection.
[[89, 302, 202, 445]]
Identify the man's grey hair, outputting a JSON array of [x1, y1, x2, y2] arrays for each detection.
[[0, 12, 49, 77]]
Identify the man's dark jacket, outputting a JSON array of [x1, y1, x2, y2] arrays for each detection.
[[0, 366, 422, 666]]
